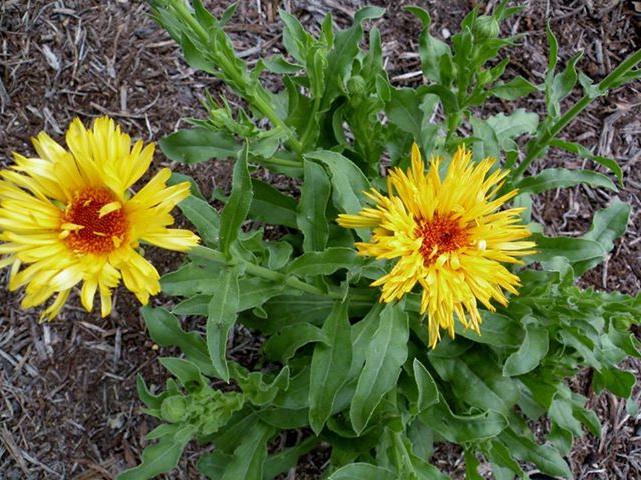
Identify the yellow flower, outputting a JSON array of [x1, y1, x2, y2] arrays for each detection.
[[0, 117, 200, 320], [338, 144, 535, 347]]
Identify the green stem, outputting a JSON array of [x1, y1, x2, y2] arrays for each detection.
[[171, 1, 304, 156], [513, 48, 641, 180], [190, 246, 373, 301]]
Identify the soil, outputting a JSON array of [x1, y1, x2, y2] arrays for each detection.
[[0, 0, 640, 479]]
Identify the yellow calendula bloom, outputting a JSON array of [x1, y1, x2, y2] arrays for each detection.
[[338, 144, 536, 347], [0, 117, 200, 320]]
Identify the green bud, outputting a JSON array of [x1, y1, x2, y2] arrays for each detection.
[[161, 395, 188, 423], [346, 75, 367, 98], [473, 16, 500, 40]]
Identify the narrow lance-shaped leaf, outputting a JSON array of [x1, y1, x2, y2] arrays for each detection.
[[297, 159, 331, 252], [220, 422, 274, 480], [350, 303, 409, 434], [142, 306, 216, 377], [117, 432, 193, 480], [220, 143, 253, 256], [207, 269, 240, 381], [159, 128, 240, 164], [515, 168, 616, 194], [286, 247, 363, 277], [309, 300, 352, 434]]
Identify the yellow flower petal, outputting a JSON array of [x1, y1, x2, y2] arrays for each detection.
[[337, 143, 535, 347], [0, 117, 201, 320]]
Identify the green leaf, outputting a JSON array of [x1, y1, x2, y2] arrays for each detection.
[[159, 357, 206, 389], [412, 359, 439, 413], [500, 428, 572, 478], [406, 6, 451, 83], [207, 269, 240, 381], [249, 179, 298, 228], [117, 434, 191, 480], [574, 200, 631, 275], [456, 311, 523, 348], [350, 304, 409, 434], [549, 398, 584, 437], [221, 422, 273, 480], [159, 128, 239, 163], [528, 234, 606, 265], [220, 144, 253, 256], [421, 401, 508, 443], [515, 168, 616, 194], [387, 87, 423, 138], [593, 367, 636, 398], [549, 138, 623, 185], [177, 196, 220, 246], [491, 76, 538, 100], [298, 159, 331, 252], [486, 108, 539, 147], [309, 300, 353, 434], [263, 436, 319, 480], [161, 262, 219, 297], [329, 463, 396, 480], [304, 150, 370, 216], [233, 366, 290, 406], [142, 306, 216, 377], [429, 355, 510, 414], [503, 323, 549, 376], [263, 323, 330, 362], [287, 247, 362, 277]]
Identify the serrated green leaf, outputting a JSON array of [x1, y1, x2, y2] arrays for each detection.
[[309, 300, 352, 434]]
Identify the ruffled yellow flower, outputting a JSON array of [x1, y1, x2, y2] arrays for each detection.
[[338, 144, 535, 347], [0, 117, 200, 320]]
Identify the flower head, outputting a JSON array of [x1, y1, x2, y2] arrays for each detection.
[[0, 117, 200, 320], [338, 144, 535, 347]]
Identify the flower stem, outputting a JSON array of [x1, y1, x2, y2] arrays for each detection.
[[513, 48, 641, 180], [189, 246, 374, 302]]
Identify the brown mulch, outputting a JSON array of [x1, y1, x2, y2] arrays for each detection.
[[0, 0, 640, 479]]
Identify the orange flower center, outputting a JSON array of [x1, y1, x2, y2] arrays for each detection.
[[62, 188, 128, 254], [416, 214, 469, 265]]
